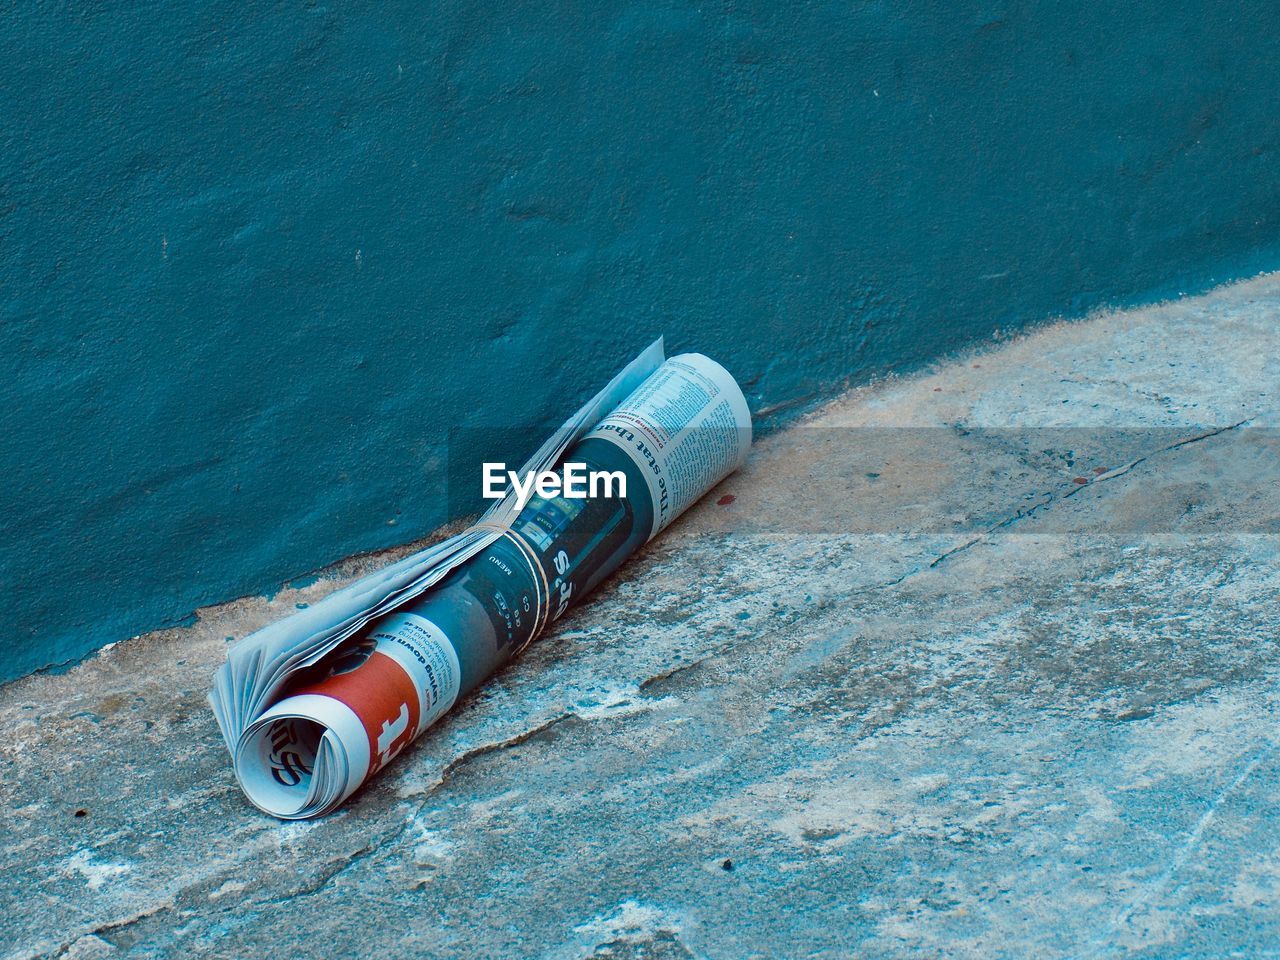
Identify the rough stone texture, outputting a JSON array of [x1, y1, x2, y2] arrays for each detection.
[[8, 1, 1280, 681], [2, 276, 1278, 958]]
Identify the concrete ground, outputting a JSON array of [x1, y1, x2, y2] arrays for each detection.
[[3, 276, 1279, 960]]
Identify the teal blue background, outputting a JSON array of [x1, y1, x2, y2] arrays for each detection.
[[4, 1, 1280, 682]]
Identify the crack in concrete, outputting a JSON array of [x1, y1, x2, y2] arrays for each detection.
[[226, 716, 587, 911], [264, 839, 381, 905], [1086, 738, 1278, 959], [331, 711, 590, 894], [402, 711, 580, 803], [872, 417, 1256, 587], [1059, 418, 1253, 492], [36, 900, 175, 960], [637, 656, 714, 696]]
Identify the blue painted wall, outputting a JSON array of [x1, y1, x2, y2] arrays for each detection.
[[4, 1, 1280, 682]]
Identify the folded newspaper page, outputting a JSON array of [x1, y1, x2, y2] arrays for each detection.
[[210, 341, 752, 818]]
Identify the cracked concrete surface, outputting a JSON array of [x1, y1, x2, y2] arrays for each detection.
[[3, 275, 1279, 959]]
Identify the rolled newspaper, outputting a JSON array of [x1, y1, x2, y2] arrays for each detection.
[[211, 346, 751, 818]]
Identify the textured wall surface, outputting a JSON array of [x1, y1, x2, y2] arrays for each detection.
[[4, 1, 1280, 680]]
